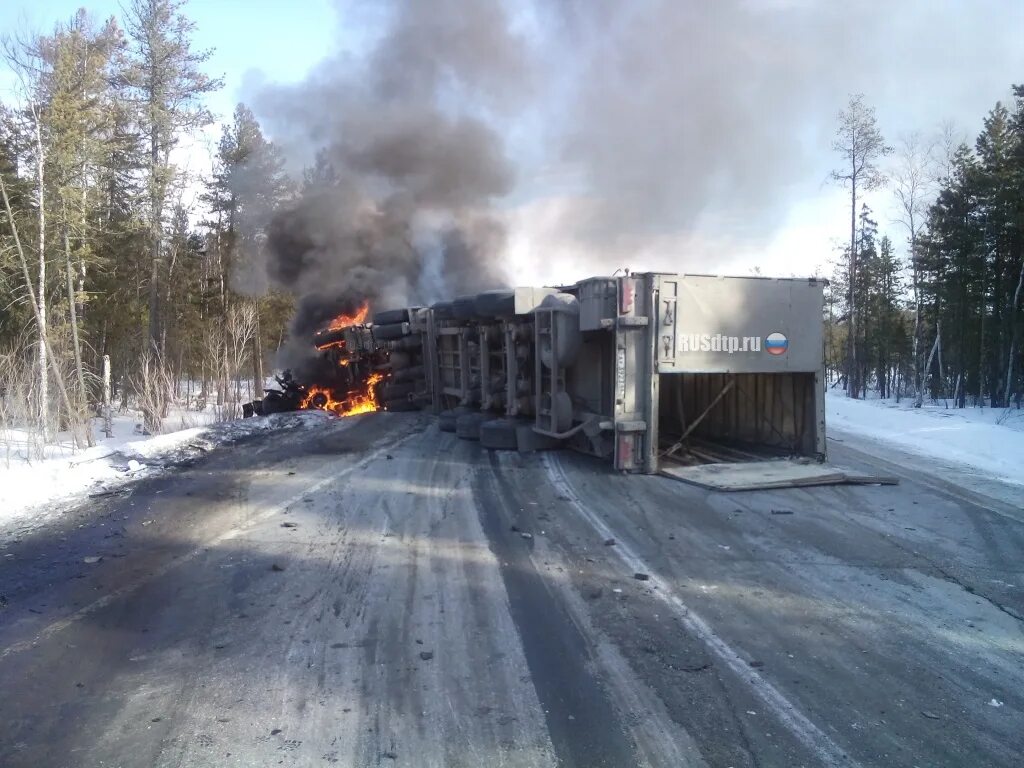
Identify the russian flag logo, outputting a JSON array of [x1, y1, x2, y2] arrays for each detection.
[[765, 332, 788, 356]]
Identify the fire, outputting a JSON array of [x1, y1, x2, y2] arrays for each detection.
[[327, 302, 369, 331], [300, 372, 384, 417]]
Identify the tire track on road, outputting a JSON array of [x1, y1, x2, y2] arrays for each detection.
[[543, 452, 861, 768], [0, 424, 425, 662]]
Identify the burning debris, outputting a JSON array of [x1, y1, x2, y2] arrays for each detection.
[[245, 302, 425, 419]]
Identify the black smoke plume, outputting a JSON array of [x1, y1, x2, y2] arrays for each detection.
[[255, 0, 525, 370]]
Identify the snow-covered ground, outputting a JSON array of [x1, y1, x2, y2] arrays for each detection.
[[827, 391, 1024, 489], [0, 408, 318, 536]]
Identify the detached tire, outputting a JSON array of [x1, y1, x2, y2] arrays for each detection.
[[455, 412, 489, 440], [373, 308, 410, 325], [374, 322, 409, 341], [480, 418, 518, 450]]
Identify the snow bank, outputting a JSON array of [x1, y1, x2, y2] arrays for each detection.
[[0, 411, 318, 536], [827, 392, 1024, 488]]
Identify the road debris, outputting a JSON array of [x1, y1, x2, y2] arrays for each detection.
[[921, 710, 941, 720], [633, 572, 650, 581], [988, 699, 1004, 708], [604, 538, 617, 546], [771, 509, 793, 515], [83, 556, 102, 564], [419, 651, 434, 661], [270, 563, 286, 572]]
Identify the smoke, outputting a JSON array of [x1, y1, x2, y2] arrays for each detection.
[[249, 0, 1024, 365], [252, 0, 525, 369]]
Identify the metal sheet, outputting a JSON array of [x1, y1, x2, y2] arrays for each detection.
[[659, 460, 897, 491], [656, 275, 824, 374]]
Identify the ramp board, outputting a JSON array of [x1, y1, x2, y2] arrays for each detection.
[[660, 459, 899, 491]]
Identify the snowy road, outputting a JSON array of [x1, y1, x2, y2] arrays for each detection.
[[0, 413, 1022, 767]]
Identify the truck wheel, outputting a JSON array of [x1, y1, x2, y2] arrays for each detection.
[[381, 381, 416, 399], [475, 290, 515, 318], [374, 322, 409, 341], [391, 335, 423, 351], [455, 412, 489, 440], [480, 418, 518, 450], [373, 308, 410, 325], [439, 409, 458, 432], [431, 300, 455, 320], [451, 295, 478, 320], [516, 425, 562, 452], [389, 351, 411, 370], [393, 364, 425, 383]]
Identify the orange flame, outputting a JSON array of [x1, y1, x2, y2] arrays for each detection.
[[300, 372, 384, 417], [327, 302, 369, 331]]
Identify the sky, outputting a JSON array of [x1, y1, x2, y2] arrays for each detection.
[[1, 0, 1023, 287]]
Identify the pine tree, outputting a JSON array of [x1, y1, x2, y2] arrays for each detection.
[[831, 94, 892, 399]]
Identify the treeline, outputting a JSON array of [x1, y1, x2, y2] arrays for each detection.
[[827, 89, 1024, 408], [0, 1, 293, 447]]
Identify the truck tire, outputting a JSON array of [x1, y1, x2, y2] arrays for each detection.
[[480, 418, 518, 450], [431, 300, 455, 320], [475, 290, 515, 318], [455, 412, 489, 440], [516, 425, 562, 452], [438, 409, 458, 432], [393, 364, 425, 382], [389, 351, 411, 370], [391, 335, 423, 351], [451, 295, 478, 320], [374, 322, 409, 341], [373, 308, 409, 325], [381, 381, 416, 399]]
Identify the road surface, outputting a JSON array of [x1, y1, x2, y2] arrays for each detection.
[[1, 412, 1021, 767]]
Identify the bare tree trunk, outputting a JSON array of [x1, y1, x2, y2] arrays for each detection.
[[922, 323, 940, 403], [1, 173, 80, 445], [1004, 258, 1024, 408], [62, 205, 88, 400], [148, 125, 162, 354], [847, 172, 858, 399], [252, 298, 263, 396], [103, 354, 113, 438], [911, 230, 924, 407], [33, 119, 50, 438]]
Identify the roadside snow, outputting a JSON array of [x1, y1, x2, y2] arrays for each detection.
[[0, 411, 314, 536], [827, 392, 1024, 488]]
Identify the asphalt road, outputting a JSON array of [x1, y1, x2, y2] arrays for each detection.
[[0, 412, 1021, 767]]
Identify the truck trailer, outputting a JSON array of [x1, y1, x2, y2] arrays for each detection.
[[368, 272, 828, 478]]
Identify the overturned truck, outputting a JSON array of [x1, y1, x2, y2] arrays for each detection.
[[367, 272, 828, 477]]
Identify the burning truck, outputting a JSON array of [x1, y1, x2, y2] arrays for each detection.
[[249, 302, 425, 419], [241, 272, 882, 491]]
